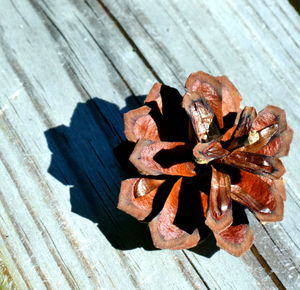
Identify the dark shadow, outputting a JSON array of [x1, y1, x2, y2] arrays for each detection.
[[44, 94, 218, 257], [289, 0, 300, 14], [189, 233, 219, 257], [45, 96, 157, 250]]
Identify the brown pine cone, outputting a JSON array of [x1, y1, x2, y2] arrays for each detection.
[[117, 71, 293, 256]]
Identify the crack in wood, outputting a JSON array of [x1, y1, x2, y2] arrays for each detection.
[[95, 0, 163, 83], [251, 245, 285, 290], [182, 251, 210, 290]]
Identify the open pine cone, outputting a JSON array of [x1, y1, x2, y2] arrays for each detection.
[[117, 71, 293, 256]]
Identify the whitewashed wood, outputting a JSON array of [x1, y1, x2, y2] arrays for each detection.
[[0, 1, 207, 289], [0, 0, 299, 289], [100, 0, 300, 288]]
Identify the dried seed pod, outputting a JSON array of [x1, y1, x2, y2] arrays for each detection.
[[117, 71, 293, 256]]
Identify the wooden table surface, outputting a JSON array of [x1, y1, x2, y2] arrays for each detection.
[[0, 0, 299, 289]]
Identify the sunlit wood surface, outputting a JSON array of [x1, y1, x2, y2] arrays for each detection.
[[0, 0, 299, 289]]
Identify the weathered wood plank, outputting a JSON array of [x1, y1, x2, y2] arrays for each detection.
[[0, 0, 299, 289], [0, 0, 211, 289], [0, 0, 209, 289], [100, 0, 300, 288]]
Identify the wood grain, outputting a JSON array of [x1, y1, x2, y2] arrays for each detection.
[[0, 0, 299, 289]]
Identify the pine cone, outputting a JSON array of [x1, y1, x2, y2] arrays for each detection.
[[117, 71, 293, 256]]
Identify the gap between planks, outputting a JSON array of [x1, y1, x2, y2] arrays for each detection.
[[95, 0, 163, 84]]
